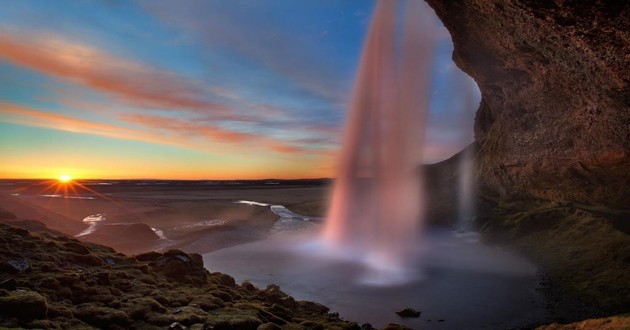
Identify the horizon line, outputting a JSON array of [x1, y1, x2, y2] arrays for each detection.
[[0, 177, 333, 181]]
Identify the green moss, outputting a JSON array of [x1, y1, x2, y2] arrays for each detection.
[[204, 307, 263, 330], [74, 305, 131, 328], [481, 205, 630, 315], [0, 290, 48, 321]]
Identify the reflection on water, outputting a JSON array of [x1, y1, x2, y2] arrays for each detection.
[[151, 227, 168, 240], [76, 213, 107, 237], [204, 227, 547, 329], [40, 194, 95, 200], [234, 200, 270, 207], [170, 219, 226, 231]]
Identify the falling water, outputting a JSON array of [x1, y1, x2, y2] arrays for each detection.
[[457, 146, 476, 232], [323, 0, 435, 283], [456, 77, 479, 232]]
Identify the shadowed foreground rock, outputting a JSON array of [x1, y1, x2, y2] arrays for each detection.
[[0, 223, 417, 330]]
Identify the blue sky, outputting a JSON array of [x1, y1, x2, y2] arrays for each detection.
[[0, 0, 479, 179]]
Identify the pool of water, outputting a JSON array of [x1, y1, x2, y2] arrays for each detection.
[[203, 227, 549, 329]]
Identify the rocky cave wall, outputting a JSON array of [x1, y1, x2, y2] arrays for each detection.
[[425, 0, 629, 209]]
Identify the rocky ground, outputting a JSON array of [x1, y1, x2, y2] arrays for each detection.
[[0, 219, 414, 330]]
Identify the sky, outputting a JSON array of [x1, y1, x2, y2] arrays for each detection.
[[0, 0, 479, 180]]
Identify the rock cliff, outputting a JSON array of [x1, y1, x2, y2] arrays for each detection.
[[424, 0, 630, 318], [425, 0, 629, 208]]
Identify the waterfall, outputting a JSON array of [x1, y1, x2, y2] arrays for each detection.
[[323, 0, 435, 283]]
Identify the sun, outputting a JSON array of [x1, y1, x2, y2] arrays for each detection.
[[58, 175, 72, 183]]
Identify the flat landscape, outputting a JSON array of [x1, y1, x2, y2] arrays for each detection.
[[0, 179, 331, 255]]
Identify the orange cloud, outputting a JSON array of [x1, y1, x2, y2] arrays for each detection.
[[121, 113, 254, 143], [0, 31, 241, 120], [0, 101, 326, 159], [0, 102, 184, 147], [120, 113, 313, 155]]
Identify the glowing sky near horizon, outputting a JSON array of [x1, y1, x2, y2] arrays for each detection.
[[0, 0, 479, 180]]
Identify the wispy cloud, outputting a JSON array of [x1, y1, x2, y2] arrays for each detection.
[[0, 102, 182, 147], [121, 113, 255, 143], [120, 113, 316, 155], [141, 1, 353, 105], [0, 31, 246, 121], [0, 101, 326, 157]]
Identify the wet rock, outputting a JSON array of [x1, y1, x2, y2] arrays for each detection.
[[0, 290, 48, 320], [396, 308, 421, 318], [1, 259, 30, 273], [361, 323, 375, 330], [0, 278, 17, 290]]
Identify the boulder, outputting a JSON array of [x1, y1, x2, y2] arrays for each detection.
[[395, 308, 421, 318], [0, 290, 48, 320], [153, 250, 208, 284]]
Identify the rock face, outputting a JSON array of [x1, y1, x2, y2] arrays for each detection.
[[423, 0, 630, 317], [425, 0, 629, 208]]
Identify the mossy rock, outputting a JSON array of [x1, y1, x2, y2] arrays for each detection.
[[257, 322, 282, 330], [204, 307, 263, 330], [74, 305, 131, 328], [0, 290, 48, 320]]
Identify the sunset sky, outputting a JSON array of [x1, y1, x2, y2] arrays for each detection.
[[0, 0, 478, 180]]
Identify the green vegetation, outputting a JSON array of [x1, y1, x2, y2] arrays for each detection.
[[1, 223, 402, 329], [479, 201, 630, 316]]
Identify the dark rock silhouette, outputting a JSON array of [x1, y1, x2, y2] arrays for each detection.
[[396, 308, 421, 318]]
